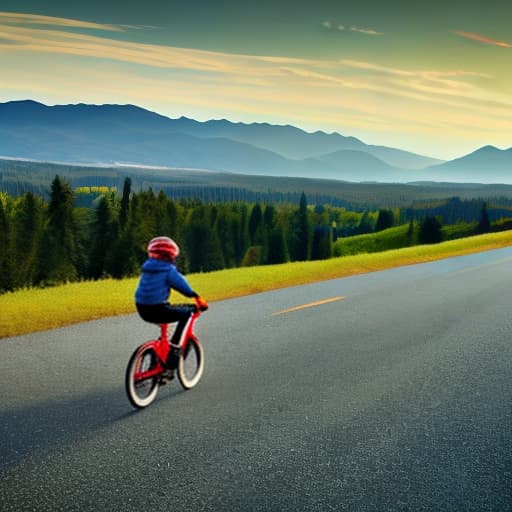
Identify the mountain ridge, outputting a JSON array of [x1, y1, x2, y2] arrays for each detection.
[[425, 145, 512, 183], [1, 100, 510, 183]]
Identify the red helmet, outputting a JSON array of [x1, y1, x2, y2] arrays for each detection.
[[147, 236, 179, 261]]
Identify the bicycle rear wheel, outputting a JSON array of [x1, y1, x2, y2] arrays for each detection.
[[178, 337, 204, 389], [126, 345, 161, 408]]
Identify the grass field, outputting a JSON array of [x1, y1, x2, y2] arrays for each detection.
[[333, 221, 479, 257], [2, 230, 512, 338], [333, 224, 410, 256]]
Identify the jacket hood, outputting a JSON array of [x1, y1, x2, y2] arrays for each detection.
[[141, 258, 174, 273]]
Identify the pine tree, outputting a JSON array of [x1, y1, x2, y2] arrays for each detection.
[[375, 209, 394, 232], [406, 218, 415, 245], [234, 203, 250, 265], [248, 203, 264, 245], [89, 195, 115, 278], [38, 175, 77, 284], [357, 211, 373, 234], [419, 216, 442, 244], [477, 202, 490, 234], [119, 177, 131, 228], [261, 204, 277, 263], [74, 205, 94, 280], [0, 198, 15, 292], [267, 224, 289, 264], [167, 199, 179, 236], [186, 206, 225, 272], [116, 192, 146, 276], [135, 189, 158, 241], [13, 192, 44, 287], [154, 190, 172, 235], [294, 192, 311, 261], [311, 226, 332, 260], [215, 205, 237, 268], [109, 226, 139, 278]]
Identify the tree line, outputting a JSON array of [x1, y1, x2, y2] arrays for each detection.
[[6, 158, 512, 211], [0, 175, 505, 294], [0, 176, 323, 293]]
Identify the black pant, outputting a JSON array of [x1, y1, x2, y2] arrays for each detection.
[[136, 303, 192, 344]]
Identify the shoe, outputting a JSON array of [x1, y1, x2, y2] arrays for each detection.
[[166, 344, 181, 369], [159, 369, 175, 385]]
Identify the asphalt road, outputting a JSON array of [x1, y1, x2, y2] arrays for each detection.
[[1, 248, 512, 511]]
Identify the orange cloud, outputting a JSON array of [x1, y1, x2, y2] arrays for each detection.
[[455, 31, 512, 48]]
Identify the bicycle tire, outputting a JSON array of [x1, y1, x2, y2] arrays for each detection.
[[178, 337, 204, 390], [126, 345, 161, 408]]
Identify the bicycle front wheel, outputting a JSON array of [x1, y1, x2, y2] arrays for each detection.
[[178, 337, 204, 389], [126, 345, 161, 408]]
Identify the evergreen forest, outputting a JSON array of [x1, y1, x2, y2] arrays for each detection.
[[1, 175, 511, 294]]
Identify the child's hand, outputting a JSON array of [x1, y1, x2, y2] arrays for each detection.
[[195, 296, 209, 311]]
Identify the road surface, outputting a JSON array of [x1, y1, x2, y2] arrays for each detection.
[[1, 248, 511, 511]]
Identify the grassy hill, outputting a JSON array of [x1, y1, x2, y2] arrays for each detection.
[[334, 225, 411, 256], [334, 222, 479, 256]]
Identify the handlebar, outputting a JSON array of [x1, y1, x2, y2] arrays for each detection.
[[172, 302, 209, 312], [195, 296, 209, 312]]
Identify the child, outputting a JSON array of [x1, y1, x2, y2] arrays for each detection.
[[135, 236, 208, 353]]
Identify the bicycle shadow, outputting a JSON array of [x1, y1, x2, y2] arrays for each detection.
[[0, 384, 183, 469]]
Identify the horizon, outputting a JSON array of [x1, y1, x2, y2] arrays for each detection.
[[1, 1, 511, 161]]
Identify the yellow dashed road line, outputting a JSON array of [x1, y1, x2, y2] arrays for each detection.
[[272, 296, 346, 316]]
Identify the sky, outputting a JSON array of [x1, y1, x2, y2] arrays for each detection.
[[0, 0, 511, 160]]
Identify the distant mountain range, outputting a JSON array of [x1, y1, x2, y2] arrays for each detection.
[[0, 100, 511, 183], [426, 145, 512, 183]]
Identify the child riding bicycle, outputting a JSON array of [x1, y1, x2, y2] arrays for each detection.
[[135, 236, 208, 371]]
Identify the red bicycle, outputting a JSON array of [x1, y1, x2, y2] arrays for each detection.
[[125, 301, 207, 409]]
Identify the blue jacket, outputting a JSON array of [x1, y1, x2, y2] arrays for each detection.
[[134, 258, 197, 305]]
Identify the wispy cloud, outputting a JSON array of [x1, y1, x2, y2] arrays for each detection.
[[339, 59, 491, 79], [349, 26, 383, 36], [338, 59, 511, 111], [1, 13, 506, 113], [455, 30, 512, 48], [339, 60, 414, 76], [0, 24, 248, 73], [0, 11, 123, 31], [322, 20, 382, 35], [0, 13, 319, 75]]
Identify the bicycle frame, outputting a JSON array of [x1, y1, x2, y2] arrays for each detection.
[[133, 307, 200, 382]]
